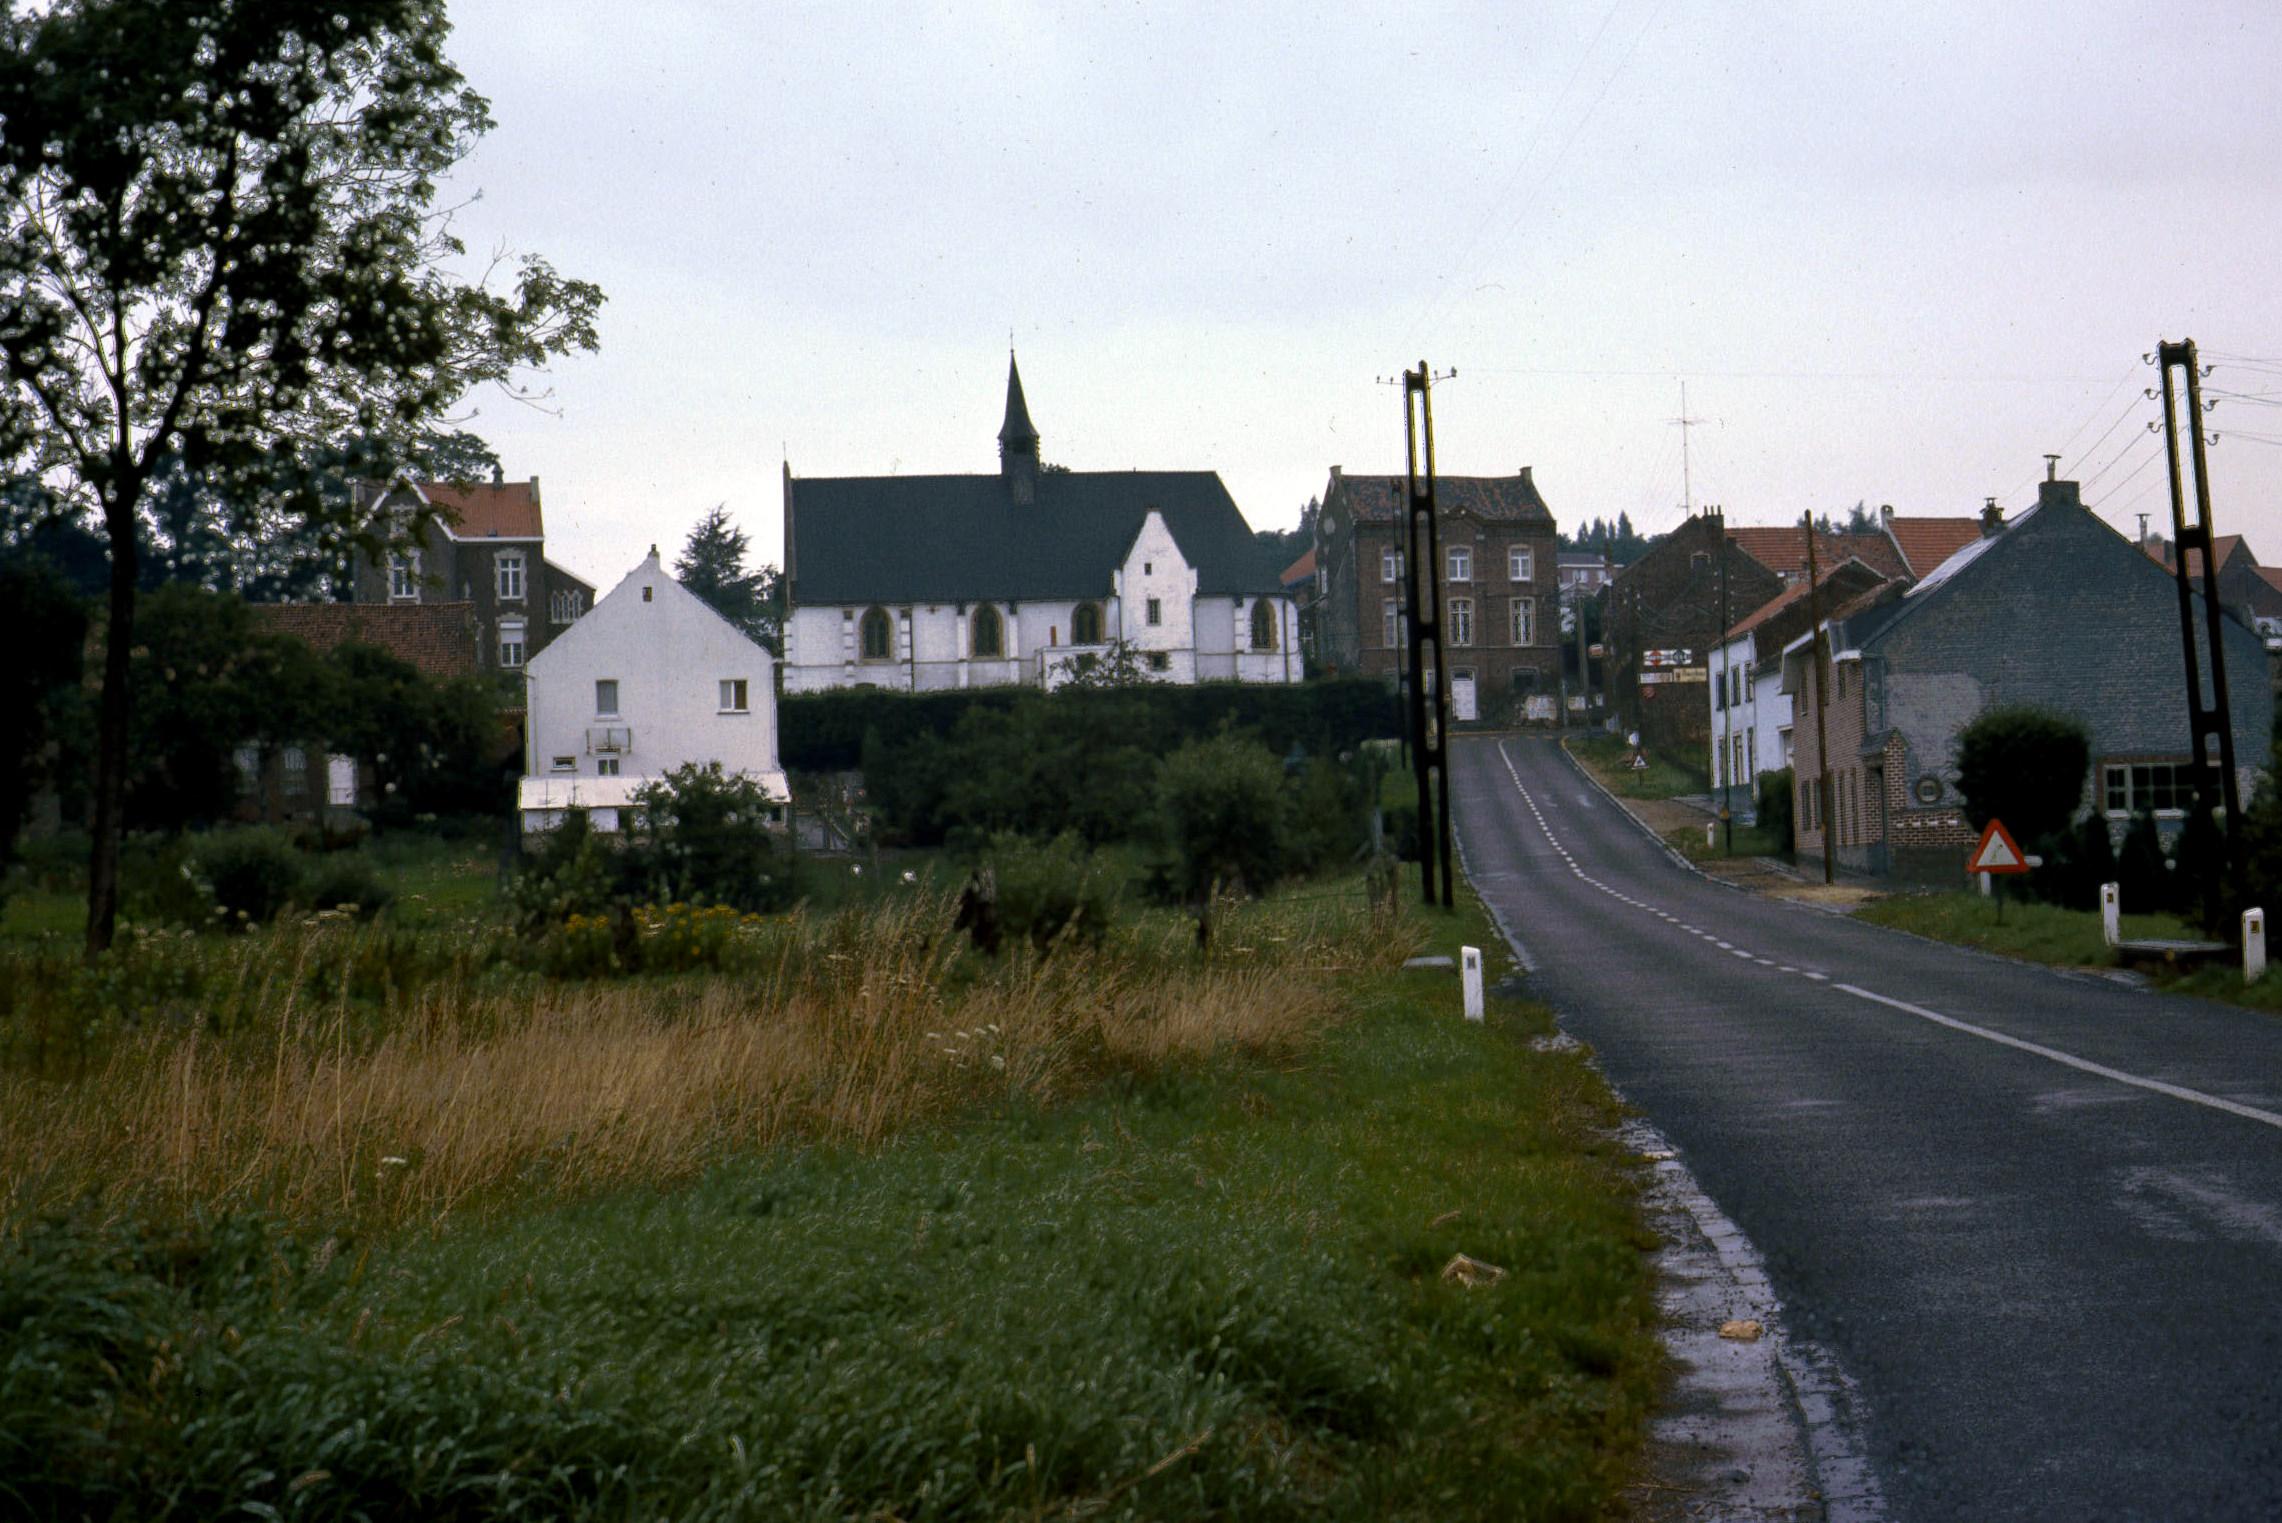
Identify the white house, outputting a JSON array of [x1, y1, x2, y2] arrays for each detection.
[[516, 549, 789, 835], [781, 355, 1300, 693]]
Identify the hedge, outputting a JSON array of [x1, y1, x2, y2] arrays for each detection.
[[780, 677, 1401, 773]]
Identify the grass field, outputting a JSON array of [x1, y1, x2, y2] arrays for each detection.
[[1854, 890, 2191, 969], [0, 858, 1662, 1519]]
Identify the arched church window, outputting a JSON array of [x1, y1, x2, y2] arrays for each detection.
[[1250, 599, 1277, 651], [1072, 601, 1104, 645], [972, 604, 1004, 658], [860, 606, 893, 661]]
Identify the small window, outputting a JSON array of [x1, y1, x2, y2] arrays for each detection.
[[1072, 601, 1104, 645], [1448, 546, 1472, 582], [1448, 597, 1474, 647], [1250, 599, 1277, 651], [719, 678, 749, 713], [596, 757, 620, 777], [595, 678, 620, 716], [642, 585, 654, 602], [1691, 551, 1710, 572], [495, 551, 526, 601], [1381, 547, 1403, 584], [860, 606, 893, 660], [282, 746, 308, 793], [497, 617, 526, 669], [1143, 561, 1153, 576], [1509, 596, 1535, 647], [2104, 760, 2194, 816], [551, 755, 576, 773], [1147, 651, 1170, 671], [388, 551, 421, 601], [1508, 546, 1534, 582], [1383, 597, 1400, 649], [972, 604, 1004, 658], [1145, 597, 1162, 627]]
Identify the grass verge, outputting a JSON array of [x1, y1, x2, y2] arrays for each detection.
[[1565, 733, 1707, 802], [0, 884, 1659, 1520], [1853, 890, 2191, 969]]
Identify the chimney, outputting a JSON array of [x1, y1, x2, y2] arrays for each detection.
[[491, 461, 504, 485], [1879, 503, 1895, 531], [2034, 475, 2082, 514], [1980, 497, 2004, 538]]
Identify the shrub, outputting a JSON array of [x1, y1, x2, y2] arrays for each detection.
[[297, 853, 394, 920], [2116, 809, 2174, 915], [627, 763, 795, 913], [2031, 812, 2117, 911], [190, 829, 305, 929], [981, 832, 1116, 954], [1757, 767, 1795, 858], [1953, 706, 2091, 848], [1284, 756, 1369, 876], [508, 813, 619, 931], [1157, 732, 1289, 900]]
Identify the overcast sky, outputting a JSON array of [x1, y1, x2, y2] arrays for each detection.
[[436, 1, 2282, 586]]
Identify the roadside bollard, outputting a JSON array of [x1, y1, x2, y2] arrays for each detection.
[[1461, 945, 1484, 1022], [2101, 883, 2120, 948], [1706, 822, 1716, 849], [2244, 909, 2266, 986]]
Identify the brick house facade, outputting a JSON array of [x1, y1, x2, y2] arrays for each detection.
[[1312, 466, 1562, 724], [1604, 514, 1785, 757], [349, 473, 595, 682], [1790, 475, 2274, 878]]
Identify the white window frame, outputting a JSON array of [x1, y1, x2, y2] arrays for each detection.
[[1508, 546, 1533, 583], [497, 617, 526, 669], [388, 550, 421, 602], [1448, 597, 1474, 647], [595, 678, 620, 717], [596, 757, 620, 777], [1448, 545, 1472, 582], [1381, 547, 1403, 584], [1510, 596, 1535, 647], [550, 755, 577, 774], [495, 550, 526, 601], [2103, 760, 2195, 818], [1146, 596, 1163, 627], [1382, 597, 1401, 649], [719, 678, 749, 714]]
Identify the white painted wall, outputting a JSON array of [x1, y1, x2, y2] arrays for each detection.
[[521, 549, 784, 829]]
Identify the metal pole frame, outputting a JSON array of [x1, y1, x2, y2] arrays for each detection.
[[1802, 516, 1836, 886], [1402, 362, 1454, 909], [2156, 338, 2244, 907]]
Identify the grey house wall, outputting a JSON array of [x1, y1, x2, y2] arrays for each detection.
[[1863, 493, 2272, 825]]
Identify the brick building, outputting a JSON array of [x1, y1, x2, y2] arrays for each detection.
[[1312, 466, 1561, 724], [1603, 514, 1785, 756], [1789, 474, 2273, 878], [349, 471, 594, 681]]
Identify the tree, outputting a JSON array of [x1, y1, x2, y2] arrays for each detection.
[[674, 503, 781, 651], [0, 555, 89, 874], [1156, 731, 1290, 900], [0, 2, 602, 953], [1953, 706, 2092, 851]]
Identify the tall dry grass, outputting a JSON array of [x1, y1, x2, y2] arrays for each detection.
[[0, 888, 1416, 1235]]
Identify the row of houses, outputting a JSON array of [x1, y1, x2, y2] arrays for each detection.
[[1686, 468, 2272, 879]]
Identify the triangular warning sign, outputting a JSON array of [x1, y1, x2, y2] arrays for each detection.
[[1967, 818, 2031, 875]]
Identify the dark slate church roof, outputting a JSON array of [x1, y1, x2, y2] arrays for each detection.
[[789, 469, 1285, 605], [788, 357, 1285, 606]]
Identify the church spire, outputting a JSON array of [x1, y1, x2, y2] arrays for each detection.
[[998, 351, 1039, 504]]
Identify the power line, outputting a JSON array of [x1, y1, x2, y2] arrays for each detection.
[[2063, 390, 2154, 478]]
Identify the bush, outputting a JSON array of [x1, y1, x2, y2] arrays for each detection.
[[2116, 809, 2174, 915], [1284, 756, 1369, 876], [627, 764, 797, 913], [979, 832, 1116, 954], [1757, 767, 1795, 858], [190, 830, 305, 929], [1157, 732, 1289, 900], [297, 853, 394, 920], [1954, 706, 2091, 848], [2030, 813, 2117, 911]]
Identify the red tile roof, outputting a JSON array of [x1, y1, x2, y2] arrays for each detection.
[[250, 602, 480, 680], [1723, 558, 1892, 642], [420, 478, 544, 540], [2145, 532, 2252, 579], [1280, 546, 1316, 587], [1884, 517, 1981, 577], [1726, 526, 1905, 581]]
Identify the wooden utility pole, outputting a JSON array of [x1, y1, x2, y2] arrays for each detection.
[[1802, 516, 1835, 885], [1715, 506, 1733, 854]]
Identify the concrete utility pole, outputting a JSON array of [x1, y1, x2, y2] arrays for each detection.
[[1802, 516, 1835, 886], [1574, 583, 1592, 725], [1397, 361, 1456, 909], [2154, 338, 2245, 915], [1715, 506, 1733, 854]]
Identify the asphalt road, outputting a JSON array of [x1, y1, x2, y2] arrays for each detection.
[[1451, 734, 2282, 1523]]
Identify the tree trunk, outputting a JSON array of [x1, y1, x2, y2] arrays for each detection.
[[84, 504, 138, 959]]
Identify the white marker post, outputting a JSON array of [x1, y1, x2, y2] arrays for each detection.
[[2244, 908, 2266, 986], [1706, 822, 1717, 849], [1461, 945, 1484, 1022], [2100, 883, 2120, 948]]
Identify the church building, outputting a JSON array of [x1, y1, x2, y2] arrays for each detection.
[[781, 357, 1300, 692]]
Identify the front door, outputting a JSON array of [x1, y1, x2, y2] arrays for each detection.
[[1450, 670, 1478, 723]]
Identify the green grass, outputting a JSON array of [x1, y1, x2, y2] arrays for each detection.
[[0, 890, 1658, 1521], [1669, 821, 1787, 862], [1855, 890, 2194, 967], [1565, 734, 1707, 801]]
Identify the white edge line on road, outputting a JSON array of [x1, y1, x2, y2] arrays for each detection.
[[1449, 797, 1537, 972], [1834, 983, 2282, 1133]]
